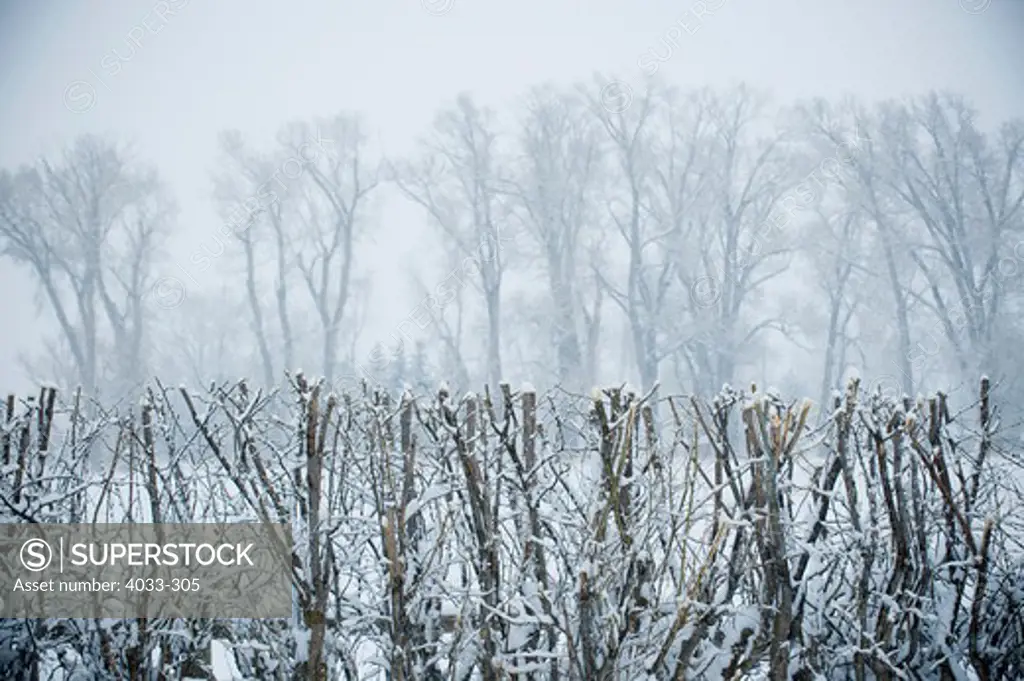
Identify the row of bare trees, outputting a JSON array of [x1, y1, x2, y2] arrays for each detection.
[[796, 94, 1024, 410], [389, 83, 1024, 417], [2, 374, 1022, 679], [3, 82, 1021, 419]]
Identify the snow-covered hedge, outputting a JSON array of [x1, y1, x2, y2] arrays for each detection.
[[1, 375, 1022, 680]]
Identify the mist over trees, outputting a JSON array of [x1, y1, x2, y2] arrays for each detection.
[[5, 79, 1022, 422], [2, 77, 1024, 679]]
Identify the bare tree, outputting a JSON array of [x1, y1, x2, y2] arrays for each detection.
[[285, 115, 380, 385], [212, 130, 294, 387], [674, 86, 799, 395], [798, 98, 921, 397], [510, 84, 604, 391], [0, 134, 174, 399], [799, 207, 869, 417], [590, 83, 795, 396], [882, 94, 1024, 386], [394, 95, 515, 397], [212, 115, 377, 387], [586, 79, 671, 395]]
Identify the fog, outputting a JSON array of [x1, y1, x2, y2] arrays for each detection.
[[1, 1, 1024, 678], [1, 0, 1022, 403]]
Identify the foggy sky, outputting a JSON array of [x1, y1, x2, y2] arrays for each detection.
[[1, 0, 1021, 395]]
